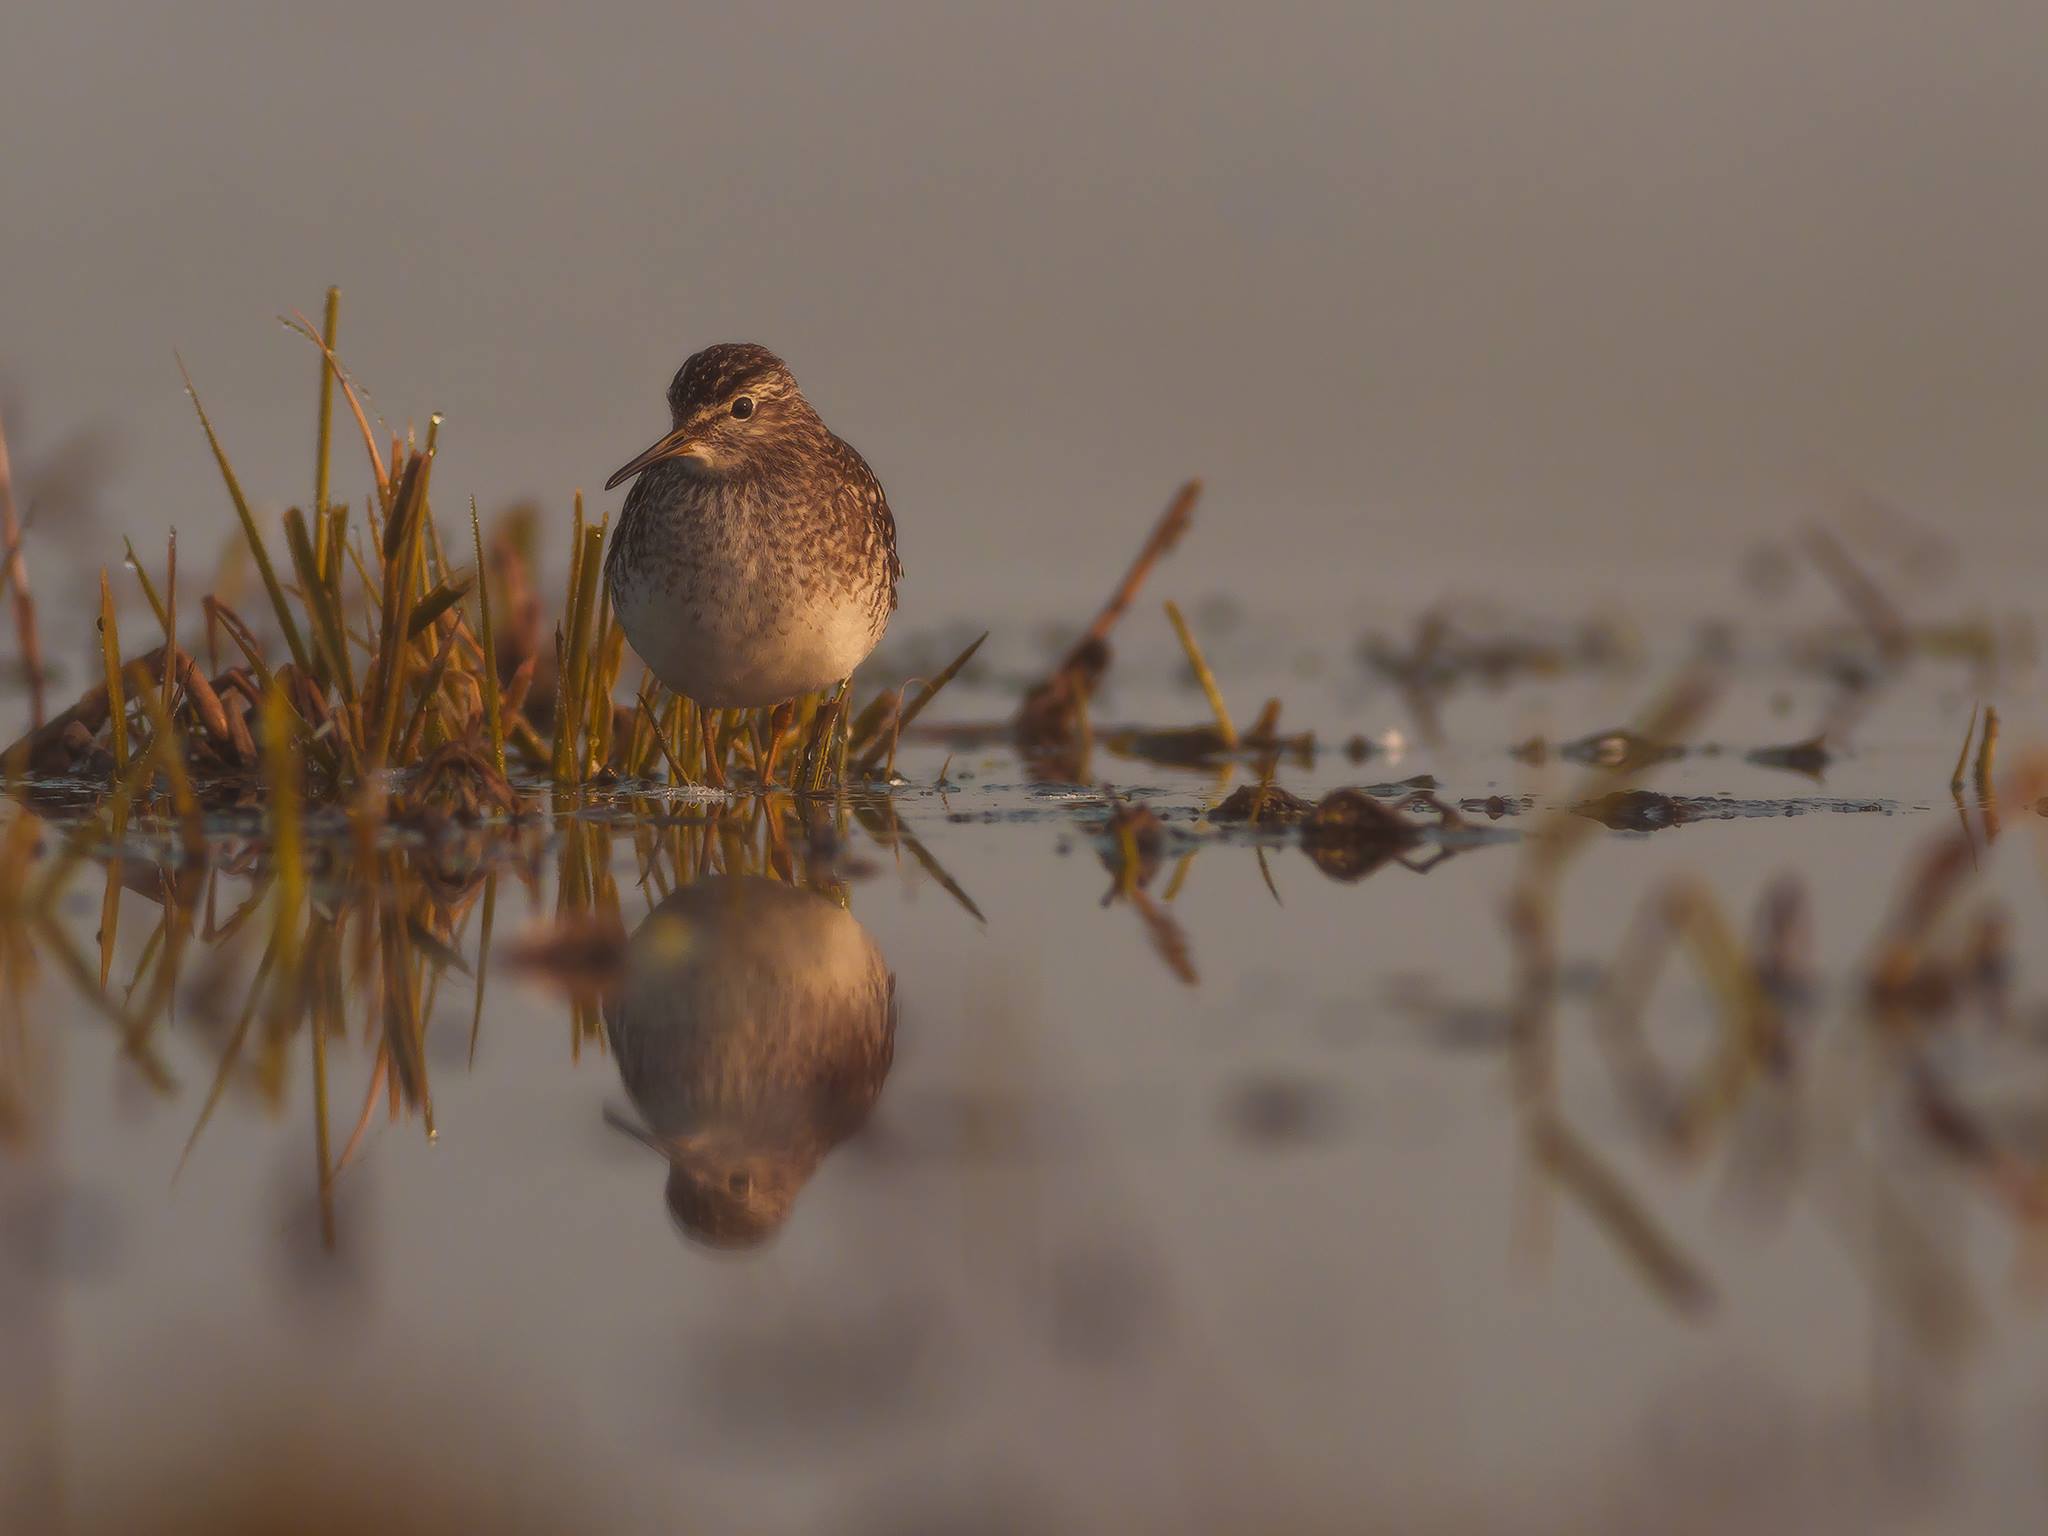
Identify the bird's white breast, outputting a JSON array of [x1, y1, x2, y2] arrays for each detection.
[[610, 477, 886, 709]]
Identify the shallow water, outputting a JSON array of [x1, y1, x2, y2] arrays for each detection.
[[5, 593, 2048, 1536]]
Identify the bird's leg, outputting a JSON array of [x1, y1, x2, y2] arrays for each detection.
[[792, 680, 851, 790], [701, 708, 728, 790], [762, 791, 796, 881], [759, 701, 797, 787], [832, 676, 854, 784]]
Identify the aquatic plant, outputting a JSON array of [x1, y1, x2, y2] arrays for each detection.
[[0, 292, 988, 808]]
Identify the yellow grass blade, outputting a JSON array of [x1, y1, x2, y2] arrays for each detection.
[[470, 498, 506, 777], [176, 356, 317, 683], [1164, 599, 1237, 749], [854, 630, 988, 774], [314, 286, 340, 512], [97, 568, 128, 772]]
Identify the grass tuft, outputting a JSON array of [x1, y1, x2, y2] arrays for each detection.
[[3, 294, 1018, 816]]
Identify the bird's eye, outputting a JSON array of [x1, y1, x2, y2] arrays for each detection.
[[727, 1171, 750, 1194], [730, 396, 754, 420]]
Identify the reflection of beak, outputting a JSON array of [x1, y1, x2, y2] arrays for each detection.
[[604, 1105, 668, 1156], [605, 426, 699, 490]]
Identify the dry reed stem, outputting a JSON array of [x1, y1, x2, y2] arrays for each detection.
[[0, 410, 46, 726], [122, 536, 170, 635], [1016, 480, 1199, 744], [1528, 1113, 1715, 1317], [178, 356, 317, 683], [97, 569, 128, 772], [1974, 705, 1999, 800], [470, 498, 506, 776], [1164, 599, 1237, 749], [366, 451, 434, 769], [129, 677, 207, 860], [314, 286, 340, 513], [1079, 480, 1199, 652], [1950, 703, 1979, 792], [284, 307, 389, 502], [310, 973, 335, 1247], [1, 643, 170, 776], [854, 630, 988, 774], [1592, 878, 1783, 1159], [283, 506, 358, 710], [468, 874, 497, 1068], [1804, 524, 1911, 665], [159, 532, 178, 724], [552, 519, 606, 782]]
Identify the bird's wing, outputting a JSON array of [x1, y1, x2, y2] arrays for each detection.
[[833, 438, 902, 608]]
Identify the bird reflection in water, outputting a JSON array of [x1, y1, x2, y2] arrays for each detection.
[[603, 874, 895, 1248]]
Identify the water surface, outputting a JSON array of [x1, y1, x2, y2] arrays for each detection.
[[5, 589, 2048, 1535]]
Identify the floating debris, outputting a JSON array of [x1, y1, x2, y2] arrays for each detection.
[[1102, 716, 1316, 773], [1209, 783, 1316, 825], [1559, 728, 1685, 771], [1745, 736, 1832, 777], [1460, 794, 1532, 820], [1574, 790, 1893, 833], [1189, 783, 1485, 884], [1015, 480, 1199, 775], [1297, 786, 1470, 882]]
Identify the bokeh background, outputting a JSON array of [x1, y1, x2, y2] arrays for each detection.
[[11, 9, 2048, 1534], [6, 1, 2048, 636]]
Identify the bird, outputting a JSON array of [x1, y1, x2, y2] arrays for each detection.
[[602, 873, 897, 1249], [603, 343, 901, 719]]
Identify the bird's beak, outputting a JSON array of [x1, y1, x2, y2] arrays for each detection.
[[605, 425, 700, 491]]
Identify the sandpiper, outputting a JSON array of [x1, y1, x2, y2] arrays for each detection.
[[604, 873, 897, 1248], [603, 343, 901, 715]]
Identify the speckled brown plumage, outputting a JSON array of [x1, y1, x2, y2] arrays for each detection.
[[604, 343, 900, 709]]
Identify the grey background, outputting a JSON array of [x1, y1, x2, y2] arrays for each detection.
[[5, 1, 2047, 626]]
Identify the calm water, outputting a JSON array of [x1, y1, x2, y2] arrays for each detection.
[[5, 579, 2048, 1535], [9, 6, 2048, 1528]]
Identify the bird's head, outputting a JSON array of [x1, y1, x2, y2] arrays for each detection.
[[662, 1146, 806, 1250], [606, 1105, 812, 1251], [605, 342, 812, 488]]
